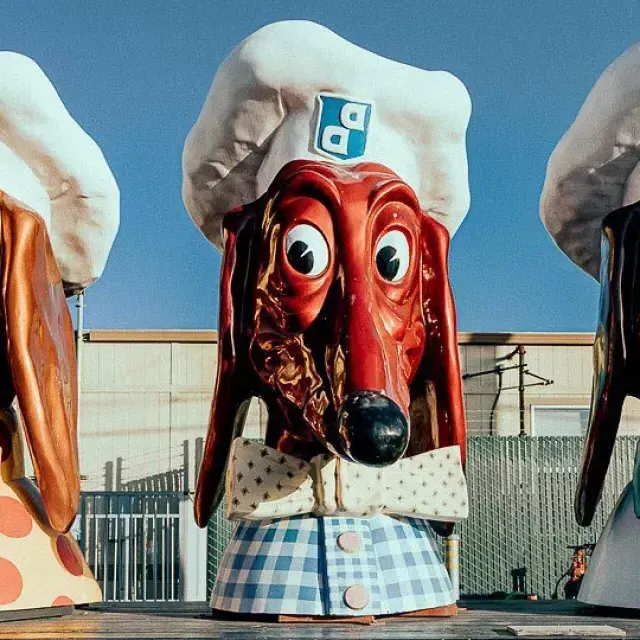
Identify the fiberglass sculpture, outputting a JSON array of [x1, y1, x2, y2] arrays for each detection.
[[541, 41, 640, 609], [0, 52, 119, 611], [183, 21, 470, 618]]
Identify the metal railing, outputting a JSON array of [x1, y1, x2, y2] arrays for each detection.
[[76, 435, 640, 601], [78, 491, 182, 602]]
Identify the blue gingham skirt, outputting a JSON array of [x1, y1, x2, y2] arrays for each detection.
[[211, 514, 454, 616]]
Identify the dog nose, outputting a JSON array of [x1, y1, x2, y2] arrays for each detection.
[[335, 391, 408, 466]]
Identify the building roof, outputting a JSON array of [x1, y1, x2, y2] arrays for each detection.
[[83, 330, 595, 346]]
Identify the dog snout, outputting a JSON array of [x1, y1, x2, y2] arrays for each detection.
[[334, 391, 408, 467]]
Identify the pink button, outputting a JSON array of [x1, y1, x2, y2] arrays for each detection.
[[344, 584, 369, 610], [337, 531, 361, 553]]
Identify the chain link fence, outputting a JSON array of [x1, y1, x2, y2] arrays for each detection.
[[207, 505, 236, 595], [461, 436, 639, 597], [206, 435, 640, 598]]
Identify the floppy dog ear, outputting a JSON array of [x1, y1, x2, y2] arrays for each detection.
[[194, 202, 262, 527], [575, 202, 640, 526], [0, 192, 79, 533], [409, 214, 466, 463]]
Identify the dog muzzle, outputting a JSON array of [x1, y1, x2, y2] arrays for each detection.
[[332, 391, 409, 467]]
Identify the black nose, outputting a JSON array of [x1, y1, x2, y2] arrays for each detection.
[[334, 391, 409, 466]]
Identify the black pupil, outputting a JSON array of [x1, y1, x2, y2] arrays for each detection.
[[376, 245, 400, 281], [287, 240, 314, 274]]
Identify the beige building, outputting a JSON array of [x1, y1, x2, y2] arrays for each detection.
[[71, 330, 640, 491], [461, 333, 640, 437]]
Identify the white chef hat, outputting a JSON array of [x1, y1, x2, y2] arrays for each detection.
[[541, 42, 640, 280], [183, 20, 471, 250], [0, 52, 119, 293]]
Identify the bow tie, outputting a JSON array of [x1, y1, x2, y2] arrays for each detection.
[[226, 438, 468, 522]]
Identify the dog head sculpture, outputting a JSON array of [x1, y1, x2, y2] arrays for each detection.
[[182, 20, 471, 526], [193, 159, 466, 525], [0, 191, 79, 533], [0, 52, 119, 534]]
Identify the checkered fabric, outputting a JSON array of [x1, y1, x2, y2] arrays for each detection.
[[211, 514, 454, 616]]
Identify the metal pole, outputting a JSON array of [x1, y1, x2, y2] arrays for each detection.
[[182, 440, 189, 495], [75, 292, 85, 427], [444, 534, 460, 600], [518, 345, 526, 436]]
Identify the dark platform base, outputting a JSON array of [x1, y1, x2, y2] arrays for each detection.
[[0, 605, 73, 623], [2, 600, 640, 638]]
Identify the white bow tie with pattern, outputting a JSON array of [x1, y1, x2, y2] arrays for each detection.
[[226, 438, 468, 522]]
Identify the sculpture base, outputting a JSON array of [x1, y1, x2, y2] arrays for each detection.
[[212, 514, 455, 617], [579, 483, 640, 609], [0, 604, 73, 623], [0, 474, 102, 611], [278, 603, 459, 624], [396, 603, 459, 618]]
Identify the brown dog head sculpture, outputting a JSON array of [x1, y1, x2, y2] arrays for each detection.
[[0, 192, 78, 533], [194, 160, 466, 526]]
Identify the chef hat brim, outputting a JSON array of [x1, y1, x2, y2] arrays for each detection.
[[0, 52, 119, 293], [540, 42, 640, 280]]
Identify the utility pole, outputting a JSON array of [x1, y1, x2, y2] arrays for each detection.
[[463, 345, 553, 436], [518, 345, 526, 436]]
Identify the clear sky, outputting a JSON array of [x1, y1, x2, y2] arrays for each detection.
[[2, 1, 638, 332]]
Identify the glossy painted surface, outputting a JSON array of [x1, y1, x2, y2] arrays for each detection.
[[195, 160, 466, 526], [0, 192, 100, 610], [0, 407, 101, 610], [576, 200, 640, 526], [0, 192, 79, 533]]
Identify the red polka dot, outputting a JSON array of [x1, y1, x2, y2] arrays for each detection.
[[0, 557, 23, 604], [0, 497, 33, 538], [52, 595, 74, 606], [55, 536, 83, 576]]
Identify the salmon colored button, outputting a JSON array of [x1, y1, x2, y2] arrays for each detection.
[[344, 584, 369, 610], [337, 531, 361, 553]]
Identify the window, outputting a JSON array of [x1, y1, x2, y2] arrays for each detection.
[[531, 406, 589, 437]]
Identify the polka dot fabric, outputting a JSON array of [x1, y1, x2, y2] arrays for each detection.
[[0, 497, 32, 538], [0, 557, 22, 605], [0, 472, 101, 611]]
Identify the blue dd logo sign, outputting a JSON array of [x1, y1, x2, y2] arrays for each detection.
[[314, 94, 372, 161]]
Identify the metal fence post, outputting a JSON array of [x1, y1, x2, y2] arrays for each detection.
[[444, 534, 460, 600], [179, 440, 208, 601], [179, 496, 207, 601]]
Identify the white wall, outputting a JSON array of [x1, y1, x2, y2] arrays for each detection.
[[490, 343, 640, 436], [78, 338, 264, 490], [74, 333, 640, 488]]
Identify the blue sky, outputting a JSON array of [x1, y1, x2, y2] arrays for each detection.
[[2, 1, 638, 332]]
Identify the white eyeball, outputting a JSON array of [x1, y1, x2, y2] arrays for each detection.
[[374, 230, 410, 282], [285, 224, 329, 277]]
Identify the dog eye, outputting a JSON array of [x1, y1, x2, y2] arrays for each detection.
[[375, 230, 410, 282], [285, 224, 329, 277]]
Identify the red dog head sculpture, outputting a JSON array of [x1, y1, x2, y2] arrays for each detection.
[[195, 160, 466, 526]]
